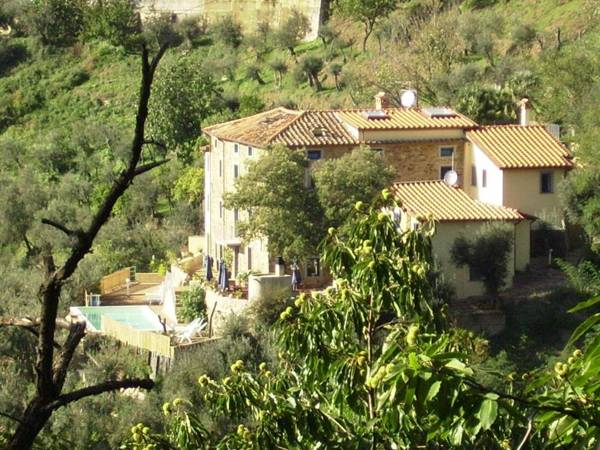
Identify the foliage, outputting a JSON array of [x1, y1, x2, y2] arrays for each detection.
[[172, 166, 204, 205], [175, 16, 207, 49], [273, 10, 310, 57], [211, 15, 243, 49], [556, 258, 600, 296], [455, 84, 517, 124], [223, 144, 323, 261], [313, 146, 394, 228], [83, 0, 140, 48], [336, 0, 398, 51], [26, 0, 86, 46], [133, 194, 529, 448], [451, 222, 513, 299], [562, 167, 600, 251], [179, 284, 207, 322], [298, 55, 324, 90], [148, 55, 219, 162], [248, 288, 293, 329]]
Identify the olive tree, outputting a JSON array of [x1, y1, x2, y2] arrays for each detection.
[[451, 222, 513, 303], [336, 0, 398, 51]]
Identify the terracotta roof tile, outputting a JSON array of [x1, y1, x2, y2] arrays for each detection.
[[337, 108, 477, 130], [466, 125, 572, 169], [203, 107, 477, 147], [203, 107, 301, 147], [391, 180, 524, 222], [272, 111, 358, 146]]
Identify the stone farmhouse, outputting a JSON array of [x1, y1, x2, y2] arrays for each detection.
[[202, 93, 572, 298]]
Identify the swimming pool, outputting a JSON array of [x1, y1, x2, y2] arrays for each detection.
[[69, 305, 164, 332]]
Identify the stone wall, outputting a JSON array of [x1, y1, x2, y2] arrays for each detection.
[[138, 0, 324, 40], [382, 139, 467, 186]]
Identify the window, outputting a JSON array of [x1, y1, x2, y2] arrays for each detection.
[[440, 166, 453, 179], [482, 169, 487, 188], [234, 143, 238, 153], [234, 208, 239, 223], [440, 146, 454, 158], [541, 172, 554, 193], [248, 146, 253, 156], [306, 258, 320, 277], [307, 150, 322, 160], [471, 165, 477, 186], [219, 201, 223, 218], [234, 164, 239, 178], [214, 138, 218, 148], [247, 248, 252, 270], [219, 160, 222, 177], [469, 265, 483, 282]]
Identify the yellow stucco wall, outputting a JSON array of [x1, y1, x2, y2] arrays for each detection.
[[502, 169, 568, 227], [514, 220, 531, 271], [464, 142, 504, 206]]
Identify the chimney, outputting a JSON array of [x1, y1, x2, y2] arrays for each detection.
[[518, 98, 530, 126], [375, 92, 391, 110]]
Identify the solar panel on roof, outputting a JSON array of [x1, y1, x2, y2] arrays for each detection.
[[362, 110, 389, 120], [422, 107, 457, 118]]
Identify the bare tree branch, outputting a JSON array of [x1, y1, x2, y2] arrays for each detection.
[[52, 322, 86, 391], [0, 411, 24, 424], [143, 139, 168, 151], [6, 41, 171, 450], [40, 219, 78, 237], [45, 378, 155, 412], [134, 159, 170, 176]]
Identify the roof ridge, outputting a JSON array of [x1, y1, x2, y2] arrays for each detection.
[[471, 124, 545, 130], [204, 107, 302, 132], [265, 110, 307, 144]]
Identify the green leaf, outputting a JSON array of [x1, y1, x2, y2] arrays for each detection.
[[426, 380, 441, 402], [566, 312, 600, 347], [477, 399, 498, 431], [568, 295, 600, 313]]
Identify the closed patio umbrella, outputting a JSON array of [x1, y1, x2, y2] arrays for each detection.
[[205, 255, 213, 281], [219, 260, 229, 291]]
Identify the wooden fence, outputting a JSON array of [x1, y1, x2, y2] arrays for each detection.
[[100, 267, 133, 294], [101, 316, 174, 358], [136, 272, 164, 284]]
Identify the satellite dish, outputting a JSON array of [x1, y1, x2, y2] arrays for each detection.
[[400, 90, 417, 108], [443, 170, 458, 187]]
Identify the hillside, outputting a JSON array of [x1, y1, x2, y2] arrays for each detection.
[[1, 0, 596, 146]]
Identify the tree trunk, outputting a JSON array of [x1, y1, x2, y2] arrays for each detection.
[[6, 401, 52, 450], [362, 22, 373, 52]]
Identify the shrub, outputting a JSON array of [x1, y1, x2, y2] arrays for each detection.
[[245, 64, 265, 84], [0, 40, 27, 76], [512, 23, 537, 47], [249, 288, 294, 329], [211, 15, 243, 48], [179, 284, 207, 322]]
